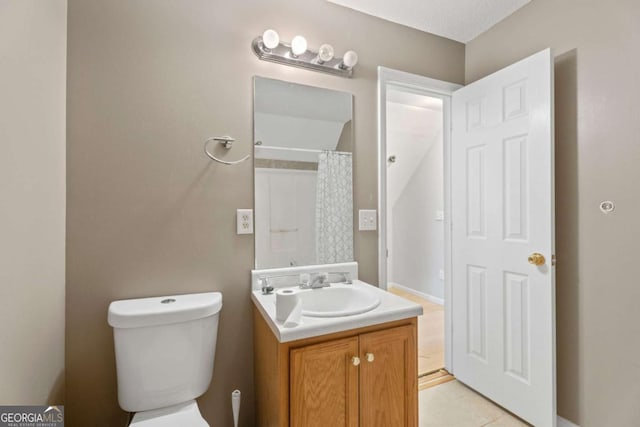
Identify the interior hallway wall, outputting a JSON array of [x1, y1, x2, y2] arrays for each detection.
[[391, 135, 444, 300], [65, 1, 464, 425], [466, 1, 640, 425], [387, 102, 444, 300], [0, 0, 67, 405]]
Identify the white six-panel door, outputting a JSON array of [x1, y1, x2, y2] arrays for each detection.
[[451, 49, 555, 426]]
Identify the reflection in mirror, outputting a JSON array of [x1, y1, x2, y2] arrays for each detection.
[[253, 76, 354, 269]]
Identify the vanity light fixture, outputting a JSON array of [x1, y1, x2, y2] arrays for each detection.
[[290, 35, 307, 57], [261, 29, 280, 50], [252, 30, 358, 78], [340, 50, 359, 70], [316, 44, 335, 64]]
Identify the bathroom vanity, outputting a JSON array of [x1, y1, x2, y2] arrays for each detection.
[[251, 77, 421, 426], [251, 271, 422, 427]]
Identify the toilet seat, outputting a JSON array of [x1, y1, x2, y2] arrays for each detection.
[[129, 400, 209, 427]]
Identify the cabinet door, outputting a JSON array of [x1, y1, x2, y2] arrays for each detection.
[[359, 325, 418, 427], [290, 336, 359, 427]]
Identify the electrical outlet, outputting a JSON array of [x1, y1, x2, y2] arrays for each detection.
[[359, 209, 377, 231], [439, 269, 445, 281], [236, 209, 253, 235]]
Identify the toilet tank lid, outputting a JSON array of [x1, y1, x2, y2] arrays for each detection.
[[108, 292, 222, 329]]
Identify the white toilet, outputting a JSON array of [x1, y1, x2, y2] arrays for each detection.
[[108, 292, 223, 426]]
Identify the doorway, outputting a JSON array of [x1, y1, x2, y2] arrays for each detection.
[[384, 86, 446, 382], [377, 67, 460, 379]]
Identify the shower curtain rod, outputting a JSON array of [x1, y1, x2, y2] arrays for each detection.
[[254, 145, 351, 155]]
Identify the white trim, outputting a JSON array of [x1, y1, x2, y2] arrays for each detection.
[[255, 146, 351, 163], [388, 282, 444, 306], [255, 168, 317, 176], [377, 66, 461, 372], [557, 416, 580, 427]]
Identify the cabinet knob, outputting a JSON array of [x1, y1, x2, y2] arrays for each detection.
[[351, 356, 361, 366], [365, 352, 375, 363]]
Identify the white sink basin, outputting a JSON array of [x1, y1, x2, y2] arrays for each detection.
[[299, 286, 381, 317]]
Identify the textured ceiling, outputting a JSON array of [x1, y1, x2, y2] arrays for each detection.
[[327, 0, 530, 43]]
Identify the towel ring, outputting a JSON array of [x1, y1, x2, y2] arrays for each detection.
[[204, 136, 251, 166]]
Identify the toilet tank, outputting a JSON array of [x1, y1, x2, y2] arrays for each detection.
[[108, 292, 222, 413]]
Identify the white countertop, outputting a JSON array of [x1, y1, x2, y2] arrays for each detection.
[[251, 280, 423, 343]]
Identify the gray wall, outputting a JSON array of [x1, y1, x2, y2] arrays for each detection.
[[466, 1, 640, 425], [0, 0, 66, 405], [65, 1, 464, 425]]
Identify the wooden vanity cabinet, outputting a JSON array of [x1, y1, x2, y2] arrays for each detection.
[[253, 307, 418, 427], [358, 325, 417, 426], [290, 337, 360, 427]]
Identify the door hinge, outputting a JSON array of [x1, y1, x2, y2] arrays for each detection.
[[552, 254, 557, 266]]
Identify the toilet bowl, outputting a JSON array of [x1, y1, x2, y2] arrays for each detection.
[[128, 400, 207, 427], [108, 292, 222, 426]]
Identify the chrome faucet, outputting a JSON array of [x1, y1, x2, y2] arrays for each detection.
[[260, 278, 274, 295], [300, 273, 331, 289]]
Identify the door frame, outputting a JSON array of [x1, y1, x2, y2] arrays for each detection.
[[377, 66, 462, 371]]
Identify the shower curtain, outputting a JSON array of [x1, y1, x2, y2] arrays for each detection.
[[315, 151, 353, 264]]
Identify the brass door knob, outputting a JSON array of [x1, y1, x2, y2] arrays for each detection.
[[365, 353, 375, 363], [351, 356, 361, 366], [528, 253, 545, 266]]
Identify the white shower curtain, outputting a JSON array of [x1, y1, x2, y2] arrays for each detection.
[[315, 151, 353, 264]]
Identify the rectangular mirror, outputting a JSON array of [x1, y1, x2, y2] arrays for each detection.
[[253, 76, 354, 269]]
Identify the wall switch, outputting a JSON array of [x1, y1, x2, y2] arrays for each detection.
[[435, 210, 444, 221], [359, 209, 377, 231], [439, 269, 445, 281], [236, 209, 253, 235]]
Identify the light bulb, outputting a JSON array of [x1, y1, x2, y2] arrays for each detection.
[[317, 44, 335, 63], [262, 29, 280, 50], [291, 35, 307, 56], [341, 50, 359, 69]]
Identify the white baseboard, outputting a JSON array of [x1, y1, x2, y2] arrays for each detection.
[[388, 282, 444, 305], [557, 416, 580, 427]]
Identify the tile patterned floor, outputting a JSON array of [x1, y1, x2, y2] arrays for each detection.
[[419, 380, 531, 427]]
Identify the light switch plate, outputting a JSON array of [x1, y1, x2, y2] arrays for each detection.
[[237, 209, 253, 234], [359, 209, 377, 231]]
